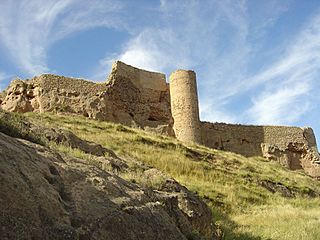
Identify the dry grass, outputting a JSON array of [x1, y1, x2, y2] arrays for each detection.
[[25, 112, 320, 240]]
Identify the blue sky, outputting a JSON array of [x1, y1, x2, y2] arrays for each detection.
[[1, 0, 320, 142]]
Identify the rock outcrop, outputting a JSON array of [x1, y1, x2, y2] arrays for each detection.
[[0, 118, 215, 239], [261, 142, 320, 179]]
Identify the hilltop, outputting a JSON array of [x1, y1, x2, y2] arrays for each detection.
[[1, 110, 319, 239], [1, 61, 319, 179], [1, 61, 320, 239]]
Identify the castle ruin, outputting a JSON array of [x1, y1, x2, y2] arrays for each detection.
[[1, 61, 320, 178], [170, 70, 202, 144]]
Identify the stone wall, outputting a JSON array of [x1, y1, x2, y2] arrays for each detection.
[[170, 70, 201, 144], [32, 74, 107, 95], [1, 62, 319, 177], [108, 61, 167, 91], [201, 122, 265, 156], [201, 122, 318, 156], [105, 61, 172, 131], [201, 122, 320, 177], [0, 62, 173, 134], [0, 75, 108, 115]]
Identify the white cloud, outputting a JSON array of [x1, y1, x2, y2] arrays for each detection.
[[0, 0, 124, 75], [246, 82, 311, 125], [245, 12, 320, 125], [97, 0, 250, 77], [199, 103, 236, 123], [1, 0, 319, 128], [95, 0, 294, 124], [96, 28, 192, 77]]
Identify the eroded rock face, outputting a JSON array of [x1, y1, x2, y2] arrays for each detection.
[[261, 142, 320, 178], [1, 62, 173, 135], [0, 131, 215, 239], [0, 79, 35, 113]]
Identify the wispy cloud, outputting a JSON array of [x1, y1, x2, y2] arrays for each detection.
[[95, 0, 212, 76], [1, 0, 319, 128], [0, 0, 124, 75], [95, 0, 249, 91], [244, 12, 320, 125], [95, 0, 292, 123], [246, 82, 311, 125], [94, 28, 184, 79]]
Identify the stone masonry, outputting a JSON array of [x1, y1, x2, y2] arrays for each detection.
[[1, 61, 320, 177], [168, 68, 320, 178], [1, 61, 173, 134], [170, 70, 201, 144]]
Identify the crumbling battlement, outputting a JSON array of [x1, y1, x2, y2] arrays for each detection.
[[105, 61, 172, 129], [108, 61, 167, 91], [200, 122, 320, 177], [32, 74, 108, 94]]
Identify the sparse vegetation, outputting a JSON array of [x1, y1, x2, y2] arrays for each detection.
[[9, 112, 320, 239], [0, 110, 46, 144]]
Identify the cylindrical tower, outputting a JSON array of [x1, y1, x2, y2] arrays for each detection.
[[169, 70, 201, 144]]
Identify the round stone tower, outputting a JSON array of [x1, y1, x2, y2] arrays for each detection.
[[169, 70, 201, 144]]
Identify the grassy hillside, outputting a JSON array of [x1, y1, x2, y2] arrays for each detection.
[[24, 112, 320, 240]]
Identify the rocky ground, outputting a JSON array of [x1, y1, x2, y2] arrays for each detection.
[[0, 110, 215, 240]]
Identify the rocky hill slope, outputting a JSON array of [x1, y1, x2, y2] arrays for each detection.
[[0, 110, 213, 240], [1, 111, 320, 240]]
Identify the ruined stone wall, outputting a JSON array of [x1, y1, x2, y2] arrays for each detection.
[[170, 70, 201, 144], [200, 122, 320, 177], [201, 122, 318, 156], [0, 62, 173, 135], [1, 75, 108, 115], [108, 61, 167, 91], [105, 61, 172, 131], [263, 126, 317, 150], [32, 74, 107, 94], [1, 62, 319, 177]]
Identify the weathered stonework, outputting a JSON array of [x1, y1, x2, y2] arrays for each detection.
[[1, 62, 173, 134], [109, 61, 167, 91], [199, 122, 320, 177], [167, 71, 320, 178], [200, 123, 318, 157], [170, 70, 201, 144], [1, 61, 320, 178], [1, 75, 108, 115], [105, 61, 172, 129]]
